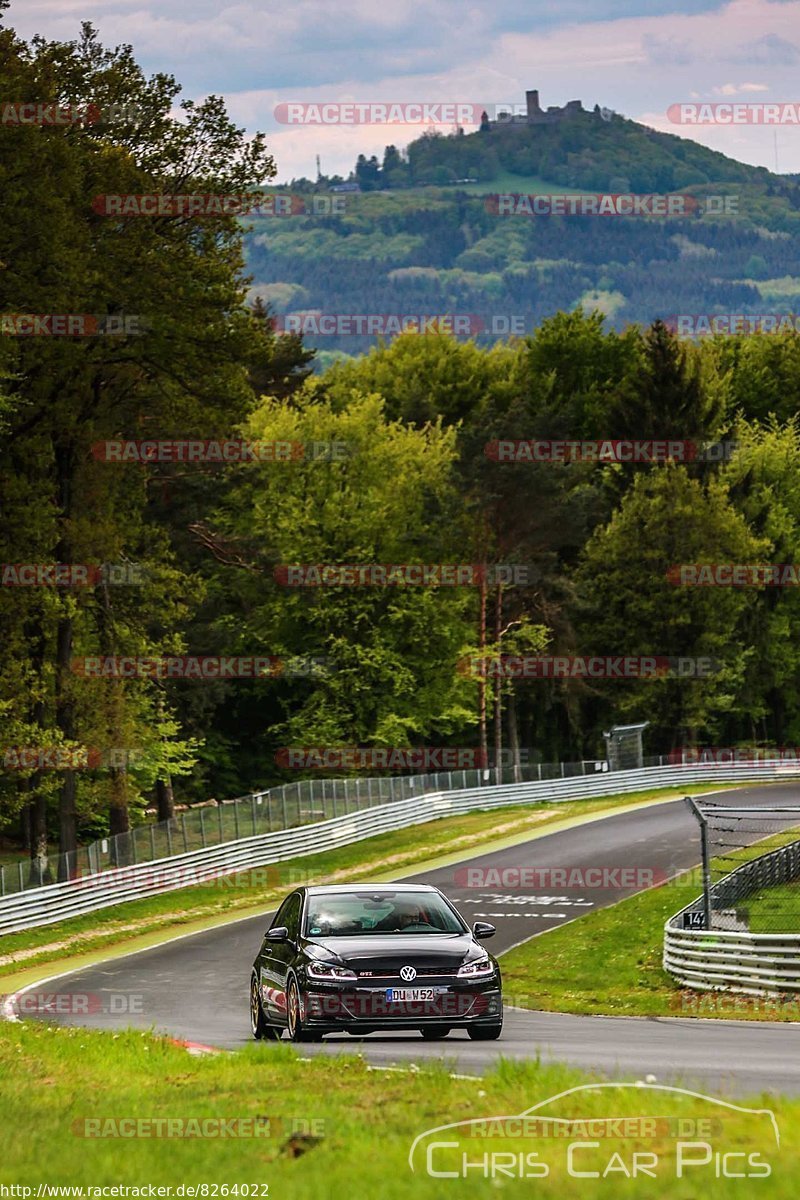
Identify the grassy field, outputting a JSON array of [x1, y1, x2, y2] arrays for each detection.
[[0, 1020, 796, 1196]]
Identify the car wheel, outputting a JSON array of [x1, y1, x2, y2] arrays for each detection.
[[286, 977, 323, 1043], [420, 1026, 451, 1040], [467, 1022, 503, 1040], [250, 974, 281, 1041]]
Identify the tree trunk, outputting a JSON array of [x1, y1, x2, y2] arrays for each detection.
[[478, 571, 488, 775], [24, 614, 51, 882], [19, 789, 31, 851], [493, 584, 502, 784], [507, 689, 522, 783], [54, 441, 78, 880], [28, 788, 50, 885], [156, 776, 175, 822], [55, 610, 78, 879]]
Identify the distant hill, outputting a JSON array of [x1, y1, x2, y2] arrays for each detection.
[[246, 112, 800, 360], [352, 109, 778, 194]]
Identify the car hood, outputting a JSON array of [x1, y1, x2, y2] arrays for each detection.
[[304, 931, 478, 970]]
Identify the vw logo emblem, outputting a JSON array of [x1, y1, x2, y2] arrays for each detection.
[[400, 965, 417, 982]]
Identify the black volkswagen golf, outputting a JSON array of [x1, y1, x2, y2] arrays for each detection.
[[250, 883, 503, 1042]]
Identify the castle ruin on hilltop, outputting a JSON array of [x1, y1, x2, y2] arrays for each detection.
[[525, 90, 583, 123], [486, 90, 585, 127]]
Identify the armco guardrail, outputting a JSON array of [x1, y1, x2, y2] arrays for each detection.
[[0, 754, 615, 896], [664, 836, 800, 994], [2, 760, 800, 936]]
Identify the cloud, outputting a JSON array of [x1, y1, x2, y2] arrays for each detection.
[[5, 0, 800, 177], [727, 32, 800, 64], [713, 81, 770, 94]]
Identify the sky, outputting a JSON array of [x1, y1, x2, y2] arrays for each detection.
[[5, 0, 800, 181]]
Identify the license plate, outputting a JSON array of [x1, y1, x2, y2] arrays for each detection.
[[386, 987, 437, 1002]]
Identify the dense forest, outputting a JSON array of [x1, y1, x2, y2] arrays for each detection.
[[4, 13, 800, 879]]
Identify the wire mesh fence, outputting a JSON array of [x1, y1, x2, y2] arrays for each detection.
[[0, 754, 627, 896], [684, 798, 800, 933]]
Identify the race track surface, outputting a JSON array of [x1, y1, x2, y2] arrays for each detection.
[[15, 783, 800, 1095]]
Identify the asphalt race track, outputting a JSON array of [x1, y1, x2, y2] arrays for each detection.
[[14, 783, 800, 1095]]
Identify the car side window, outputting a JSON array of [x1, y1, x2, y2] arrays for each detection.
[[283, 894, 302, 939], [271, 894, 297, 933], [272, 893, 302, 940]]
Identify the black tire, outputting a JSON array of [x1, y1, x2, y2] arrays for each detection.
[[467, 1022, 503, 1041], [250, 975, 281, 1041], [420, 1026, 452, 1040], [286, 977, 323, 1043]]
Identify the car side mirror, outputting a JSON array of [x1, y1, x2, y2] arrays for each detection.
[[473, 921, 496, 939], [264, 925, 289, 941]]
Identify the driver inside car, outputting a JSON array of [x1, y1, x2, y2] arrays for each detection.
[[373, 900, 431, 931]]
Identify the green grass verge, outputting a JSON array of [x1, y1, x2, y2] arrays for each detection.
[[0, 1021, 796, 1196], [499, 861, 800, 1023], [744, 882, 800, 934], [1, 788, 712, 983]]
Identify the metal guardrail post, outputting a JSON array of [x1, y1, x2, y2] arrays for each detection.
[[282, 790, 288, 829], [18, 862, 24, 892], [199, 807, 206, 848], [685, 795, 713, 930], [234, 800, 240, 840], [150, 825, 156, 861], [0, 865, 4, 897], [131, 828, 138, 865], [181, 812, 188, 852], [251, 795, 257, 835], [166, 820, 173, 856], [218, 803, 224, 842]]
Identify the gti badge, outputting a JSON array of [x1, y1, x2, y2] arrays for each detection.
[[400, 965, 417, 982]]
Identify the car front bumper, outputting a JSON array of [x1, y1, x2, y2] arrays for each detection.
[[300, 978, 503, 1030]]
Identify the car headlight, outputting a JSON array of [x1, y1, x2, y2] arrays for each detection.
[[457, 956, 494, 978], [307, 961, 357, 981]]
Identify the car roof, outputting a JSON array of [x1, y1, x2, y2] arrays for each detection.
[[303, 883, 441, 896]]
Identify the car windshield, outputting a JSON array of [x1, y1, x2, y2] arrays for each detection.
[[304, 891, 466, 936]]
